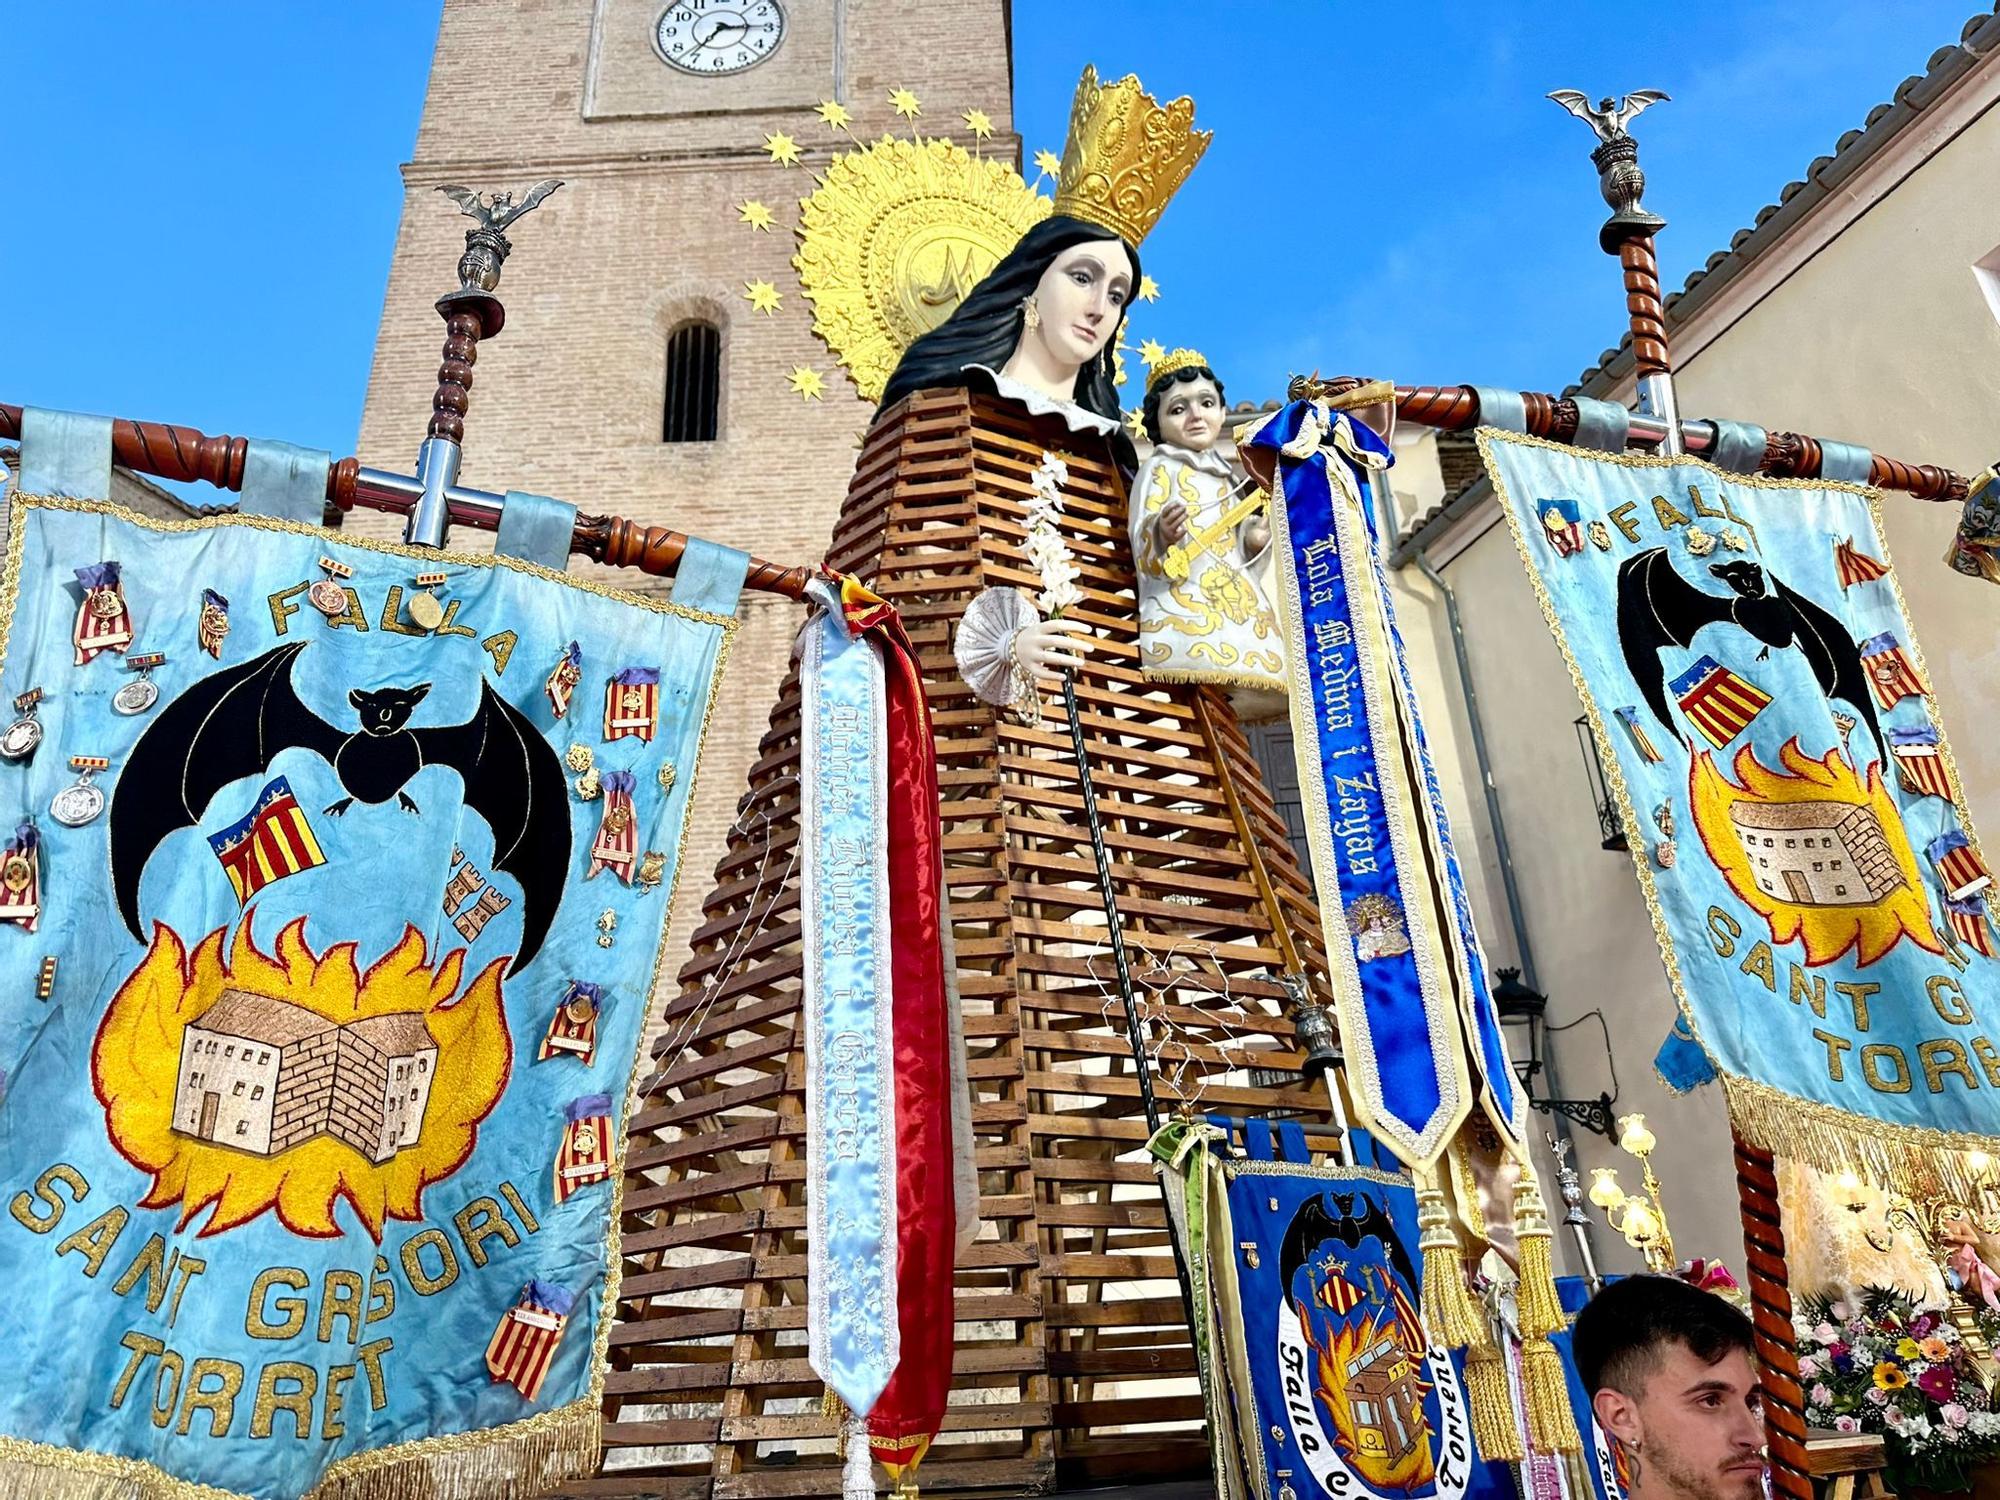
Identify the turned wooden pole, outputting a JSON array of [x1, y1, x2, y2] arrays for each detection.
[[1733, 1130, 1813, 1500]]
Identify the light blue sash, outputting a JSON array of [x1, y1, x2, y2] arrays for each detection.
[[798, 580, 899, 1415], [1252, 401, 1524, 1166]]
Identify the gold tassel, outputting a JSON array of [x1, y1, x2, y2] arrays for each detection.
[[1418, 1169, 1521, 1460], [825, 1386, 849, 1458], [1514, 1171, 1582, 1455], [1416, 1170, 1484, 1350], [1464, 1340, 1524, 1464]]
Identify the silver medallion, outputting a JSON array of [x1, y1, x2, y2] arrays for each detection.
[[0, 714, 43, 763], [113, 678, 160, 716], [51, 779, 105, 829]]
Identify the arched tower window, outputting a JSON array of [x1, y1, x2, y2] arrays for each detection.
[[662, 321, 721, 442]]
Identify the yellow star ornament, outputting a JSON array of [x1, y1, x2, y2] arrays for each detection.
[[1138, 338, 1166, 366], [1137, 275, 1161, 303], [962, 108, 994, 139], [888, 88, 922, 119], [814, 99, 853, 131], [763, 131, 802, 166], [737, 200, 775, 232], [1125, 408, 1149, 440], [744, 280, 783, 315], [1032, 149, 1062, 182], [789, 366, 827, 402]]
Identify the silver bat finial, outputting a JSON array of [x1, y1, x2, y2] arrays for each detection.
[[1547, 89, 1670, 145], [435, 180, 565, 295]]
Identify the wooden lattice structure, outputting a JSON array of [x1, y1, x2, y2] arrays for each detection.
[[589, 387, 1340, 1497]]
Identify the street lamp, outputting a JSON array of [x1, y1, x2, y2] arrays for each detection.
[[1585, 1113, 1676, 1271]]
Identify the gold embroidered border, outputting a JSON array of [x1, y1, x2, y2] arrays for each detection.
[[1476, 427, 1997, 1196], [0, 492, 744, 1499]]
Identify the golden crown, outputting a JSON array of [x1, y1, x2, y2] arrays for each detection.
[[1145, 346, 1209, 388], [1052, 66, 1211, 246]]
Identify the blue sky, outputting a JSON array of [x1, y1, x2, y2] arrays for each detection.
[[3, 1, 1982, 467]]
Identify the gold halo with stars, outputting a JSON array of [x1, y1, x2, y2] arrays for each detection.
[[792, 134, 1050, 403]]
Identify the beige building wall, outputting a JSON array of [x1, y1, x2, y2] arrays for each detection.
[[353, 0, 1016, 1019], [1393, 43, 2000, 1277]]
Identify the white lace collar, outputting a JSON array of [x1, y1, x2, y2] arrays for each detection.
[[1152, 441, 1234, 477], [964, 364, 1120, 436]]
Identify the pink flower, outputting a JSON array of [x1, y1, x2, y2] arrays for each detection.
[[1832, 1302, 1853, 1321], [1867, 1388, 1890, 1406], [1917, 1365, 1958, 1402], [1885, 1407, 1907, 1428], [1812, 1383, 1835, 1406], [1814, 1322, 1841, 1345], [1798, 1356, 1820, 1378], [1943, 1403, 1972, 1429], [1834, 1416, 1860, 1434]]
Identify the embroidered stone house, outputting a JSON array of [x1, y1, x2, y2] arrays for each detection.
[[1729, 799, 1903, 907], [172, 991, 437, 1163]]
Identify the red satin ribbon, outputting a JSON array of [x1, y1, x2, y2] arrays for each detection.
[[843, 578, 955, 1468]]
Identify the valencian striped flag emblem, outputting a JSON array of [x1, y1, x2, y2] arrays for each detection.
[[1949, 898, 1995, 959], [1929, 829, 1992, 902], [1834, 536, 1890, 589], [205, 777, 326, 903], [553, 1093, 615, 1204], [1860, 631, 1927, 709], [1890, 726, 1953, 801], [1614, 704, 1664, 764], [604, 666, 660, 742], [484, 1281, 575, 1402], [538, 980, 603, 1063], [1538, 497, 1584, 557], [1669, 654, 1772, 749]]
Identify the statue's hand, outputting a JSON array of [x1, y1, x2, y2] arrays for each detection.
[[1013, 617, 1093, 683], [1241, 518, 1272, 559], [1155, 499, 1190, 547]]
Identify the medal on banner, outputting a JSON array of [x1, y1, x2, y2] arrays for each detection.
[[587, 770, 637, 882], [196, 589, 230, 658], [546, 641, 583, 718], [113, 653, 166, 716], [0, 690, 44, 764], [309, 556, 354, 619], [553, 1093, 615, 1203], [1860, 631, 1928, 709], [485, 1281, 577, 1402], [72, 563, 132, 665], [1929, 829, 1992, 902], [407, 571, 450, 633], [0, 823, 41, 932], [51, 757, 108, 829], [604, 667, 660, 742], [1890, 725, 1954, 801], [537, 980, 603, 1063]]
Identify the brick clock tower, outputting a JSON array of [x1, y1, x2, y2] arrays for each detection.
[[355, 0, 1016, 980]]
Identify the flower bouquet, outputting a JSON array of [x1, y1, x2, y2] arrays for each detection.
[[1797, 1288, 2000, 1493]]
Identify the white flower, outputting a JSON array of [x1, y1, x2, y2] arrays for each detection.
[[1831, 1301, 1851, 1320]]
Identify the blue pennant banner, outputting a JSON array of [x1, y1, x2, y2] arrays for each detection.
[[1480, 429, 2000, 1193], [1248, 400, 1524, 1167], [0, 494, 742, 1499]]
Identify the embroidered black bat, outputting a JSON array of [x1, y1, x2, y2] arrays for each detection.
[[109, 642, 569, 971], [1615, 549, 1884, 760], [1277, 1189, 1419, 1315]]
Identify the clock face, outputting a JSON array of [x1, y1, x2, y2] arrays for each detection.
[[655, 1, 785, 75]]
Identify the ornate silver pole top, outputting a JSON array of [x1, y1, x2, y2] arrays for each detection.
[[1548, 90, 1669, 251], [1547, 1130, 1589, 1227], [434, 180, 563, 337]]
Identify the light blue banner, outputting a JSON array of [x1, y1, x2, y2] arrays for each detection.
[[1480, 430, 2000, 1180], [0, 495, 738, 1499]]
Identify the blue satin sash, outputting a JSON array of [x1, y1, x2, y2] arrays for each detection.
[[798, 581, 899, 1415], [1251, 400, 1524, 1166]]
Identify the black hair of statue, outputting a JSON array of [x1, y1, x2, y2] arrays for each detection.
[[876, 214, 1141, 469], [1141, 364, 1226, 445], [1572, 1274, 1757, 1399]]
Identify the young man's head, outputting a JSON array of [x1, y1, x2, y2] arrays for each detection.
[[1573, 1275, 1765, 1500]]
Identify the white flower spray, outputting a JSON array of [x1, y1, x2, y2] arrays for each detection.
[[1025, 451, 1081, 617]]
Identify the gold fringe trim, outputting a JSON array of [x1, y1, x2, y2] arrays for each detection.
[[1416, 1174, 1484, 1350], [1723, 1071, 2000, 1202], [0, 1400, 597, 1500]]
